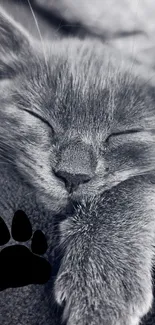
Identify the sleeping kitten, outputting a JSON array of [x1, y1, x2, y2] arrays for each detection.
[[1, 6, 155, 325]]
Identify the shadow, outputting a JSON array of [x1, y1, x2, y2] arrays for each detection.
[[10, 0, 144, 41]]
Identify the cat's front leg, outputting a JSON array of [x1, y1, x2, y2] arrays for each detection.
[[54, 222, 153, 325], [54, 180, 155, 325]]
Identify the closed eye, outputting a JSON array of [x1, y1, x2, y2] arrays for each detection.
[[22, 108, 54, 133], [105, 128, 143, 143]]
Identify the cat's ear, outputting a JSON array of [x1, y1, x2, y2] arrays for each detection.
[[0, 7, 31, 78]]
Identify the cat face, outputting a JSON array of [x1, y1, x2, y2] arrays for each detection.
[[0, 8, 155, 212]]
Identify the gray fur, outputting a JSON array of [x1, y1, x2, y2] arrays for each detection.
[[0, 7, 155, 325]]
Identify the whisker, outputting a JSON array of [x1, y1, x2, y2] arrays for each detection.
[[26, 0, 48, 72]]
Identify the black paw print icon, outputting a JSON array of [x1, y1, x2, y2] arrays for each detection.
[[0, 210, 51, 291]]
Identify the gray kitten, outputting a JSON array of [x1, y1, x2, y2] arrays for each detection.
[[0, 7, 155, 325]]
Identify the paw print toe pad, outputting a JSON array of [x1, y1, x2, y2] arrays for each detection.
[[31, 230, 48, 255], [0, 217, 10, 245], [11, 210, 32, 242]]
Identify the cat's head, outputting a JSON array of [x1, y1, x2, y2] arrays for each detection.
[[0, 8, 155, 213]]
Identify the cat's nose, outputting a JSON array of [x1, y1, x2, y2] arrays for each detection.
[[54, 141, 96, 193], [55, 170, 91, 193]]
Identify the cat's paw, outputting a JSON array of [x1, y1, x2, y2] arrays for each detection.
[[55, 269, 152, 325], [54, 271, 70, 306], [0, 210, 51, 291], [54, 220, 153, 325]]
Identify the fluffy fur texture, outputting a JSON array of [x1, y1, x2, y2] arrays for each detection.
[[1, 7, 155, 325]]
